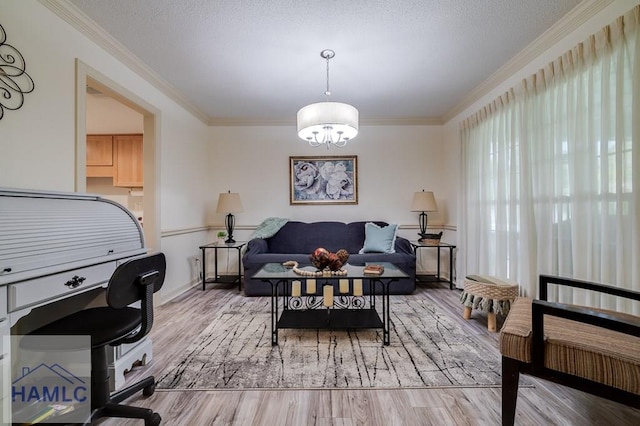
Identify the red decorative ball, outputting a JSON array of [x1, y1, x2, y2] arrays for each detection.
[[310, 247, 330, 270], [336, 249, 350, 264], [310, 247, 349, 271], [327, 252, 342, 271]]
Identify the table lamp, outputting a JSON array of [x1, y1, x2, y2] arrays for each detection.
[[216, 190, 243, 243], [410, 190, 437, 238]]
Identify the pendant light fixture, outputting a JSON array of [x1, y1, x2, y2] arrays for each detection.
[[297, 49, 359, 148]]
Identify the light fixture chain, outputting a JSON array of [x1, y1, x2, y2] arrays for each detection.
[[325, 54, 331, 100]]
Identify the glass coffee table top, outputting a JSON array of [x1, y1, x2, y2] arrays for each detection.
[[252, 262, 408, 280]]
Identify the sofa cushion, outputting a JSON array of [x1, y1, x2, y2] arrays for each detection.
[[359, 222, 398, 254]]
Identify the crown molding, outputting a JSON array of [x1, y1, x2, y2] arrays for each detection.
[[441, 0, 614, 124], [39, 0, 211, 125], [208, 116, 443, 127], [361, 116, 443, 126], [207, 117, 295, 126]]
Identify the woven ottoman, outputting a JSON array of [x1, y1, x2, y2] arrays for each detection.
[[460, 275, 519, 332]]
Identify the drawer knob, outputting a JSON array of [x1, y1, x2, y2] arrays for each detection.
[[2, 267, 11, 273], [64, 275, 86, 289]]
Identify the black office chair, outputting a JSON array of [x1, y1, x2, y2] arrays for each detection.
[[27, 252, 166, 425]]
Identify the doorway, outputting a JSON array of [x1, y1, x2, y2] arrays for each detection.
[[75, 60, 160, 252], [86, 91, 144, 223]]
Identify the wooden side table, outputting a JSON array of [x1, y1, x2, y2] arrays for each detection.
[[199, 241, 246, 291], [410, 241, 456, 289]]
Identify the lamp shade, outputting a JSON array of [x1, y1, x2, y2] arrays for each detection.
[[297, 101, 359, 142], [216, 192, 243, 213], [411, 191, 437, 212]]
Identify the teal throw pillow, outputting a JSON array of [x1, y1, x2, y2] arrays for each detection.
[[359, 222, 398, 254]]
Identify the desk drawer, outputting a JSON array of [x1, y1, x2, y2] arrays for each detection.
[[0, 316, 8, 346], [0, 286, 6, 319], [0, 296, 7, 358], [8, 262, 116, 312], [0, 335, 9, 423]]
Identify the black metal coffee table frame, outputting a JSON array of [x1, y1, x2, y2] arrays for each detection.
[[253, 263, 407, 346]]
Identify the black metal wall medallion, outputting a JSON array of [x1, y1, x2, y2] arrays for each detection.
[[0, 23, 35, 121]]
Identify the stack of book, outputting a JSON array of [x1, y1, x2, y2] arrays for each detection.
[[363, 264, 384, 275]]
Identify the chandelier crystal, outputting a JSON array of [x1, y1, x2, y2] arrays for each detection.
[[297, 49, 359, 148]]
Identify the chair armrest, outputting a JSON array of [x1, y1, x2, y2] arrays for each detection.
[[533, 300, 640, 337], [539, 274, 640, 301], [530, 299, 640, 371]]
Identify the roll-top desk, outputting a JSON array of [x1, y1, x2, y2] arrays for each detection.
[[0, 188, 152, 413]]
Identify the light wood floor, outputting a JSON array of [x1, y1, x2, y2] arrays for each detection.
[[100, 282, 640, 425]]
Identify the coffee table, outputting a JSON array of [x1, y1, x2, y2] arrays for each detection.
[[252, 262, 408, 346]]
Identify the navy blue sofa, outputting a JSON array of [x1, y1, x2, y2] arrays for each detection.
[[242, 221, 416, 296]]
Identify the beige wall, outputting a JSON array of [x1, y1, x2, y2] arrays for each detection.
[[208, 124, 445, 237], [86, 94, 144, 134], [206, 124, 449, 282]]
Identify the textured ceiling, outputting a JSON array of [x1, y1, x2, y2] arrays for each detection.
[[68, 0, 583, 124]]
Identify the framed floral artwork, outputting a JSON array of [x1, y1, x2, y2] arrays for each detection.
[[289, 156, 358, 205]]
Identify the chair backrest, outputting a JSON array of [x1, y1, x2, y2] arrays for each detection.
[[106, 252, 166, 344], [106, 252, 166, 308]]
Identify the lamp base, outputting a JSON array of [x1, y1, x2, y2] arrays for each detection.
[[418, 211, 428, 236], [225, 213, 236, 245]]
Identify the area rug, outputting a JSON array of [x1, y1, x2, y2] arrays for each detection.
[[156, 297, 509, 390]]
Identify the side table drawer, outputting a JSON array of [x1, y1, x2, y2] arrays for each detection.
[[8, 262, 116, 312]]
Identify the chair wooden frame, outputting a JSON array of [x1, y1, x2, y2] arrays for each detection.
[[502, 275, 640, 426]]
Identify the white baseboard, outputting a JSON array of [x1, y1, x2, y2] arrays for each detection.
[[159, 279, 200, 304]]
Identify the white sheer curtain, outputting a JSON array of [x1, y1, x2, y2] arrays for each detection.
[[459, 7, 639, 312]]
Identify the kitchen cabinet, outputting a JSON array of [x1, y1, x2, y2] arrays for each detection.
[[86, 134, 143, 187], [114, 135, 143, 188], [86, 135, 114, 177]]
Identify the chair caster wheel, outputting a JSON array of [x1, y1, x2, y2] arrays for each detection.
[[143, 383, 156, 396], [145, 412, 161, 425]]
